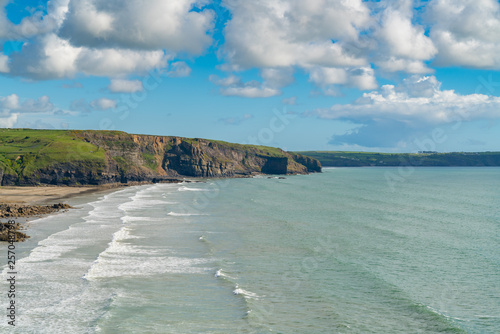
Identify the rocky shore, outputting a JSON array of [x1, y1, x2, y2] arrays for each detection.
[[0, 203, 72, 242]]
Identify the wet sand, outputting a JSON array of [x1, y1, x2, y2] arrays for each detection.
[[0, 185, 121, 205]]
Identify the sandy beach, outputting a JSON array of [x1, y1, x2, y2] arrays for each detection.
[[0, 185, 121, 205]]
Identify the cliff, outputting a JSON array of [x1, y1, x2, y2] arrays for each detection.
[[0, 129, 321, 186]]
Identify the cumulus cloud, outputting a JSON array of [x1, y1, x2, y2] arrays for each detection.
[[60, 0, 215, 54], [309, 75, 500, 147], [0, 93, 57, 128], [108, 79, 144, 93], [2, 0, 211, 80], [0, 113, 18, 127], [375, 0, 437, 62], [261, 68, 295, 88], [10, 0, 69, 39], [222, 0, 370, 69], [0, 94, 55, 113], [216, 0, 441, 95], [427, 0, 500, 69], [8, 33, 169, 80], [312, 76, 500, 124]]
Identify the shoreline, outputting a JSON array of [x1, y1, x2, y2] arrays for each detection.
[[0, 181, 181, 206], [0, 183, 160, 241]]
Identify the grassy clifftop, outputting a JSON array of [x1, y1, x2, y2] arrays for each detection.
[[0, 129, 321, 186], [0, 129, 106, 180], [297, 151, 500, 167]]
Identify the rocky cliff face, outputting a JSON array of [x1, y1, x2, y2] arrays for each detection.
[[1, 131, 321, 186]]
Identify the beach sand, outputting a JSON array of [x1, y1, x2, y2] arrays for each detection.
[[0, 185, 120, 205]]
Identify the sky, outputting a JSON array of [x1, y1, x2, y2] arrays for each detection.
[[1, 0, 500, 152]]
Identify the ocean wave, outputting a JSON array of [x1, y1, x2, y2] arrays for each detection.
[[83, 225, 210, 280], [168, 212, 208, 216], [233, 284, 260, 300], [178, 186, 210, 192], [215, 269, 236, 280], [120, 216, 165, 223], [118, 199, 169, 211]]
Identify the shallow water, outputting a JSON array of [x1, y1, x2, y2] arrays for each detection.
[[1, 168, 499, 333]]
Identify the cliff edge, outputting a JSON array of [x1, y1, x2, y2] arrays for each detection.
[[0, 129, 321, 186]]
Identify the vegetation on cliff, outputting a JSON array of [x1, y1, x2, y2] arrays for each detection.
[[0, 129, 321, 186], [297, 151, 500, 167]]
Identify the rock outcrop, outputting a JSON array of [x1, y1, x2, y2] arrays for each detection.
[[0, 203, 73, 218], [0, 203, 73, 242]]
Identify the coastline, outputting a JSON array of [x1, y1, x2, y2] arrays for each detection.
[[0, 184, 133, 205], [0, 183, 148, 241]]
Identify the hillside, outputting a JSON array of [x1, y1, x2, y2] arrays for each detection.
[[297, 151, 500, 167], [0, 129, 321, 186]]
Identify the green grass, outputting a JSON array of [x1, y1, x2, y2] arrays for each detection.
[[208, 139, 286, 157], [0, 129, 106, 177], [142, 153, 158, 170]]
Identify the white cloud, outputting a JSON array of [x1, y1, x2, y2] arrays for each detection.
[[373, 0, 436, 73], [90, 98, 117, 110], [0, 94, 55, 113], [9, 34, 169, 79], [0, 54, 9, 73], [0, 93, 57, 128], [220, 86, 280, 98], [167, 61, 192, 78], [210, 74, 281, 98], [10, 0, 69, 39], [261, 68, 295, 88], [308, 66, 378, 91], [209, 74, 240, 87], [60, 0, 215, 54], [376, 58, 432, 74], [71, 97, 117, 111], [311, 76, 500, 124], [217, 0, 437, 95], [377, 1, 436, 61], [3, 0, 210, 80], [222, 0, 370, 69], [0, 94, 20, 110], [0, 113, 18, 127], [108, 79, 143, 93], [20, 95, 55, 113], [427, 0, 500, 68]]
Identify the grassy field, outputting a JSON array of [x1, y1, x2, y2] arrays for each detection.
[[0, 129, 105, 177], [297, 151, 500, 167]]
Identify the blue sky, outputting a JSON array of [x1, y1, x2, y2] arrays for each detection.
[[1, 0, 500, 152]]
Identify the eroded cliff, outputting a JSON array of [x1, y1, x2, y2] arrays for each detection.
[[0, 129, 321, 186]]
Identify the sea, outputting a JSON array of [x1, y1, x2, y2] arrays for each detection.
[[1, 167, 499, 333]]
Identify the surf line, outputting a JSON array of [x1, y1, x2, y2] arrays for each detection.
[[5, 219, 17, 326]]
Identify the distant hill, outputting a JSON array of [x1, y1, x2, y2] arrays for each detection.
[[296, 151, 500, 167], [0, 129, 321, 186]]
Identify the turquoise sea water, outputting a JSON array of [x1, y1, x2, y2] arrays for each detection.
[[1, 167, 499, 333]]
